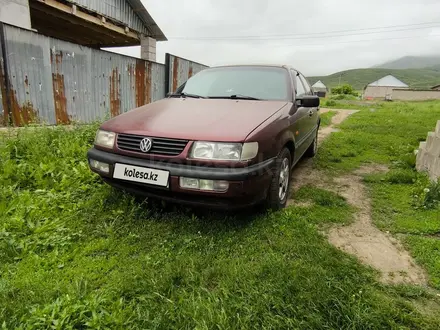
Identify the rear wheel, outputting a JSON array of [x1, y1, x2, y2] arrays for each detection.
[[266, 148, 291, 211]]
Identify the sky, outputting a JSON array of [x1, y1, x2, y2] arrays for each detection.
[[106, 0, 440, 76]]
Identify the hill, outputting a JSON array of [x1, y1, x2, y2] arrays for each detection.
[[374, 56, 440, 70], [308, 67, 440, 90]]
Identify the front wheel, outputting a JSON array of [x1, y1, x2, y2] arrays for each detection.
[[266, 148, 291, 211]]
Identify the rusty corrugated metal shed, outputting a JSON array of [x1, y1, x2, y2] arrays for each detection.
[[64, 0, 167, 40], [91, 48, 166, 120], [165, 53, 209, 94], [0, 28, 5, 125], [1, 24, 166, 126], [3, 25, 56, 125]]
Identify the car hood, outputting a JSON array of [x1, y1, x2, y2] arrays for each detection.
[[101, 98, 288, 142]]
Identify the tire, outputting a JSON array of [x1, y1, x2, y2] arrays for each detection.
[[305, 128, 318, 158], [266, 147, 292, 211]]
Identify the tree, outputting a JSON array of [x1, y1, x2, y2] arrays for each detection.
[[331, 84, 357, 96]]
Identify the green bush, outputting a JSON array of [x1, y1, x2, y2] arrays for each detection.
[[331, 84, 353, 95], [330, 94, 359, 101], [332, 94, 345, 100], [331, 86, 342, 95], [323, 99, 337, 107], [331, 84, 359, 98]]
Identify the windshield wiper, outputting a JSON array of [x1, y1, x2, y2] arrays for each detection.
[[231, 94, 262, 100], [208, 94, 262, 101], [168, 92, 206, 99]]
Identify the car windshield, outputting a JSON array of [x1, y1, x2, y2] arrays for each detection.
[[180, 66, 291, 101]]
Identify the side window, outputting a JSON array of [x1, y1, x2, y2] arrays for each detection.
[[293, 71, 306, 97], [299, 75, 313, 95]]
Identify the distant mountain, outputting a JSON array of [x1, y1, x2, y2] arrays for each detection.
[[374, 56, 440, 70], [307, 67, 440, 90], [426, 64, 440, 71]]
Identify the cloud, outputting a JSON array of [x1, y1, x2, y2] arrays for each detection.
[[108, 0, 440, 76]]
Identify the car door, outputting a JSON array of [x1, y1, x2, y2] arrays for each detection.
[[289, 70, 310, 162], [298, 73, 319, 138]]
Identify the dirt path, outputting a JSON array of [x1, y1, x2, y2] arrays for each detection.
[[289, 109, 359, 191], [289, 108, 427, 286], [319, 109, 358, 141], [328, 173, 427, 285]]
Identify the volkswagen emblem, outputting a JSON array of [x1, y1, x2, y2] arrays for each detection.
[[140, 138, 153, 153]]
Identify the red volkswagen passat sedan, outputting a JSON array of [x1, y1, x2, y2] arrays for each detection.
[[87, 65, 320, 210]]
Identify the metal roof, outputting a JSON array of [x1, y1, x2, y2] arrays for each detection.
[[126, 0, 167, 40], [312, 80, 327, 88], [64, 0, 167, 40], [368, 75, 409, 87]]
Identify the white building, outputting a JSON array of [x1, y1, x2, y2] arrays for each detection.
[[363, 75, 409, 99], [312, 80, 328, 96]]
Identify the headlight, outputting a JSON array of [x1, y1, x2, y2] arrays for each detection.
[[94, 130, 116, 148], [190, 142, 258, 161]]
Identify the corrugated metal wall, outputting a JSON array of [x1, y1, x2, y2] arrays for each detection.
[[0, 27, 5, 125], [0, 24, 208, 127], [1, 24, 167, 126], [65, 0, 148, 34], [166, 54, 209, 94]]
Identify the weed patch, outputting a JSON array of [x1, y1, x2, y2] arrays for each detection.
[[412, 180, 440, 210]]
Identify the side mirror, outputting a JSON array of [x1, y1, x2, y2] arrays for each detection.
[[296, 95, 320, 107]]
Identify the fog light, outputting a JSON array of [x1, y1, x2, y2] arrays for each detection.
[[179, 177, 229, 192], [89, 159, 110, 174], [199, 179, 214, 191], [180, 177, 199, 190], [213, 180, 229, 192]]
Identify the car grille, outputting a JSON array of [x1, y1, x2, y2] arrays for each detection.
[[117, 134, 188, 156]]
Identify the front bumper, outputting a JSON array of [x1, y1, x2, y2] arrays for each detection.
[[87, 148, 276, 209]]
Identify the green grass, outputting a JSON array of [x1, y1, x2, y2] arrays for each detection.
[[319, 111, 337, 127], [366, 179, 440, 235], [321, 99, 379, 110], [316, 100, 440, 171], [1, 123, 440, 328], [366, 174, 440, 290], [308, 67, 440, 90], [404, 236, 440, 290], [316, 100, 440, 290]]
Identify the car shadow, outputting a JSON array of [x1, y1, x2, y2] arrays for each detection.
[[130, 194, 268, 231]]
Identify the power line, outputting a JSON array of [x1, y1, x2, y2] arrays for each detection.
[[168, 21, 440, 40], [173, 25, 440, 42], [270, 33, 440, 48]]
